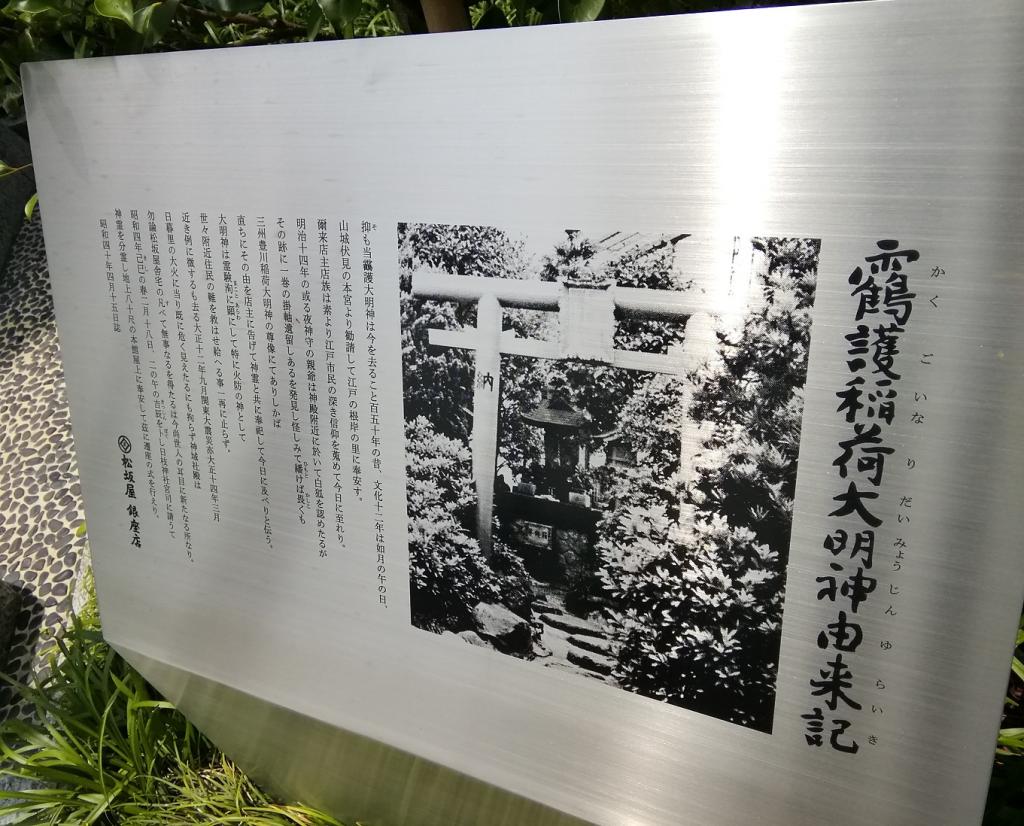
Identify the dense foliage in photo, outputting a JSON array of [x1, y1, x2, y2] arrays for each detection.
[[404, 415, 532, 632], [398, 222, 529, 441], [400, 221, 820, 731], [597, 238, 818, 731], [399, 223, 539, 637]]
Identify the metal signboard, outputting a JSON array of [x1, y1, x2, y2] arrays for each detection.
[[22, 1, 1024, 823]]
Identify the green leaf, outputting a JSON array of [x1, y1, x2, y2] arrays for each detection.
[[93, 0, 134, 27], [557, 0, 602, 22], [132, 0, 178, 43], [315, 0, 360, 36], [474, 3, 508, 28], [24, 192, 37, 220], [304, 3, 323, 40], [508, 0, 533, 25], [3, 0, 59, 16], [75, 521, 87, 538]]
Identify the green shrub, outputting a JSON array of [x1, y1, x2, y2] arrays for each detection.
[[599, 239, 819, 732], [0, 613, 344, 825], [405, 417, 534, 633]]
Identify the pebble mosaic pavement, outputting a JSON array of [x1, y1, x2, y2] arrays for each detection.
[[0, 215, 88, 719]]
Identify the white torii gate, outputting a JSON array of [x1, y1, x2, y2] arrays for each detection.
[[412, 270, 726, 556]]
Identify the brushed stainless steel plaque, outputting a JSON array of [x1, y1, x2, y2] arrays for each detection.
[[22, 1, 1024, 824]]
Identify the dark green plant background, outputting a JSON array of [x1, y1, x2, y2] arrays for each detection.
[[0, 0, 1020, 822], [0, 0, 865, 127]]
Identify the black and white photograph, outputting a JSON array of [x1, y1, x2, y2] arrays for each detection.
[[399, 223, 820, 732]]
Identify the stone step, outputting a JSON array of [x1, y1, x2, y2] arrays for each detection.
[[532, 599, 564, 616], [540, 612, 607, 639], [568, 634, 613, 657], [567, 647, 616, 676]]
